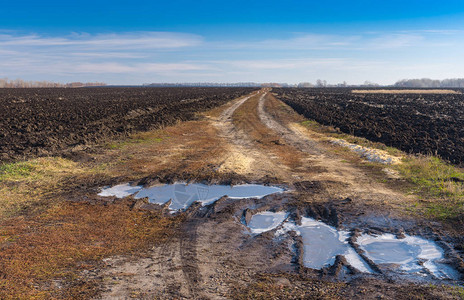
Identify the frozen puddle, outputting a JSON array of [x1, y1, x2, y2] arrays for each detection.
[[98, 184, 143, 198], [278, 218, 372, 272], [249, 216, 458, 279], [296, 218, 372, 272], [98, 183, 283, 211], [247, 211, 289, 234], [357, 233, 459, 279]]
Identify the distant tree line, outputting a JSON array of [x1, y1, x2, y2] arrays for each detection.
[[297, 80, 379, 88], [145, 82, 266, 87], [394, 78, 464, 88], [145, 80, 383, 88], [0, 78, 106, 88]]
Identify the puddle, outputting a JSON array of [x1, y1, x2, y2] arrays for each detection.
[[98, 184, 143, 198], [357, 233, 459, 279], [254, 216, 460, 279], [247, 211, 289, 234], [278, 218, 372, 272], [99, 183, 283, 211]]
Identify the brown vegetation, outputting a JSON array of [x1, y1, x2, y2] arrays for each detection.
[[0, 200, 181, 299]]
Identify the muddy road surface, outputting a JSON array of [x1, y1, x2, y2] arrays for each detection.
[[92, 89, 463, 299]]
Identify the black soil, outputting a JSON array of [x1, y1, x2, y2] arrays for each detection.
[[273, 88, 464, 165], [0, 87, 258, 162]]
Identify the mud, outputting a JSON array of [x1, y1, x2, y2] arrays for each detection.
[[94, 190, 463, 299]]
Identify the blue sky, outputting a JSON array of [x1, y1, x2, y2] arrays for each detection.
[[1, 0, 464, 84]]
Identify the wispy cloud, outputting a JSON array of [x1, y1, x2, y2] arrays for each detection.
[[216, 58, 349, 70], [0, 32, 202, 49], [367, 33, 424, 49], [75, 62, 209, 74], [0, 31, 208, 79], [0, 29, 463, 84], [214, 34, 361, 50]]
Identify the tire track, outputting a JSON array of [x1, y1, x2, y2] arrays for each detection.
[[257, 92, 321, 155]]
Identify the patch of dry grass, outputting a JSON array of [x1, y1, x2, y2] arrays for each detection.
[[0, 200, 181, 299], [0, 157, 103, 218], [105, 120, 228, 180]]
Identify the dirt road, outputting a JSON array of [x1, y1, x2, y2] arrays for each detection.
[[95, 90, 462, 299]]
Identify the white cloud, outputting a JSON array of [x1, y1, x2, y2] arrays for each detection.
[[213, 34, 360, 50], [74, 62, 209, 74], [68, 52, 146, 58], [217, 58, 348, 70], [0, 31, 202, 49], [75, 63, 136, 73], [141, 63, 208, 72], [0, 29, 463, 84], [367, 33, 424, 49]]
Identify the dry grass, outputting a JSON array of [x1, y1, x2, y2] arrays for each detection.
[[0, 200, 181, 299], [0, 157, 107, 218], [104, 119, 229, 181], [352, 89, 461, 94]]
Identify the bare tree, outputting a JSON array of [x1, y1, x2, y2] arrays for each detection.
[[0, 77, 106, 88]]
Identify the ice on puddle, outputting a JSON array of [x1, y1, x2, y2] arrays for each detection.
[[294, 217, 372, 271], [357, 233, 459, 279], [247, 211, 289, 234], [99, 183, 283, 211], [97, 184, 143, 198], [271, 217, 457, 279]]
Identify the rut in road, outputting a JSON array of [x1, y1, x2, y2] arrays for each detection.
[[257, 92, 322, 156], [211, 90, 290, 178]]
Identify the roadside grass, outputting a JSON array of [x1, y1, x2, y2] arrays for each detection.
[[397, 156, 464, 198], [0, 157, 94, 218], [396, 155, 464, 220], [0, 153, 181, 298], [0, 132, 180, 298], [0, 157, 82, 182], [451, 286, 464, 300]]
